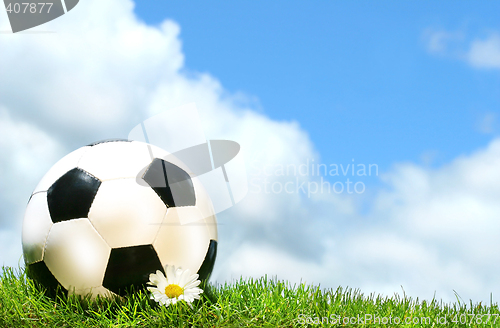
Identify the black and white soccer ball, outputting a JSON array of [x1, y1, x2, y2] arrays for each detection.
[[22, 139, 218, 298]]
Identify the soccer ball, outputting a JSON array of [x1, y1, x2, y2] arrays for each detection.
[[22, 139, 218, 298]]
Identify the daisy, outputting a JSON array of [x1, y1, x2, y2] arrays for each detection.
[[147, 265, 203, 308]]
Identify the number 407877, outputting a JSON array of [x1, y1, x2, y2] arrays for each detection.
[[6, 3, 53, 14]]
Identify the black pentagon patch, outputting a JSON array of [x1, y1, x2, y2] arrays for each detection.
[[86, 138, 130, 146], [197, 240, 217, 281], [143, 158, 196, 207], [26, 261, 67, 298], [47, 168, 101, 223], [103, 245, 164, 297]]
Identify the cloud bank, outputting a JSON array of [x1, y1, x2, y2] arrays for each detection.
[[468, 34, 500, 69], [0, 0, 499, 304]]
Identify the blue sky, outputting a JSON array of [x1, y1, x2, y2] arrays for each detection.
[[134, 0, 500, 174]]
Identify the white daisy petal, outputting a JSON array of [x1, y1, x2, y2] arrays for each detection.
[[166, 265, 176, 284], [183, 280, 201, 289], [149, 270, 166, 286], [149, 291, 160, 298], [156, 270, 166, 281], [147, 274, 158, 286], [174, 268, 183, 285], [187, 273, 199, 283], [179, 268, 192, 286], [157, 281, 167, 292]]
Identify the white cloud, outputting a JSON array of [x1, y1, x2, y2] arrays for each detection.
[[0, 0, 499, 305], [0, 229, 23, 268], [468, 34, 500, 69], [0, 111, 44, 268], [423, 29, 463, 55], [366, 140, 500, 301], [424, 28, 500, 70], [0, 108, 63, 229], [217, 242, 327, 284], [422, 28, 464, 57]]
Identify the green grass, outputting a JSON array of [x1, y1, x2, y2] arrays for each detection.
[[0, 266, 498, 327]]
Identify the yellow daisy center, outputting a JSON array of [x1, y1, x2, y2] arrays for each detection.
[[164, 284, 183, 298]]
